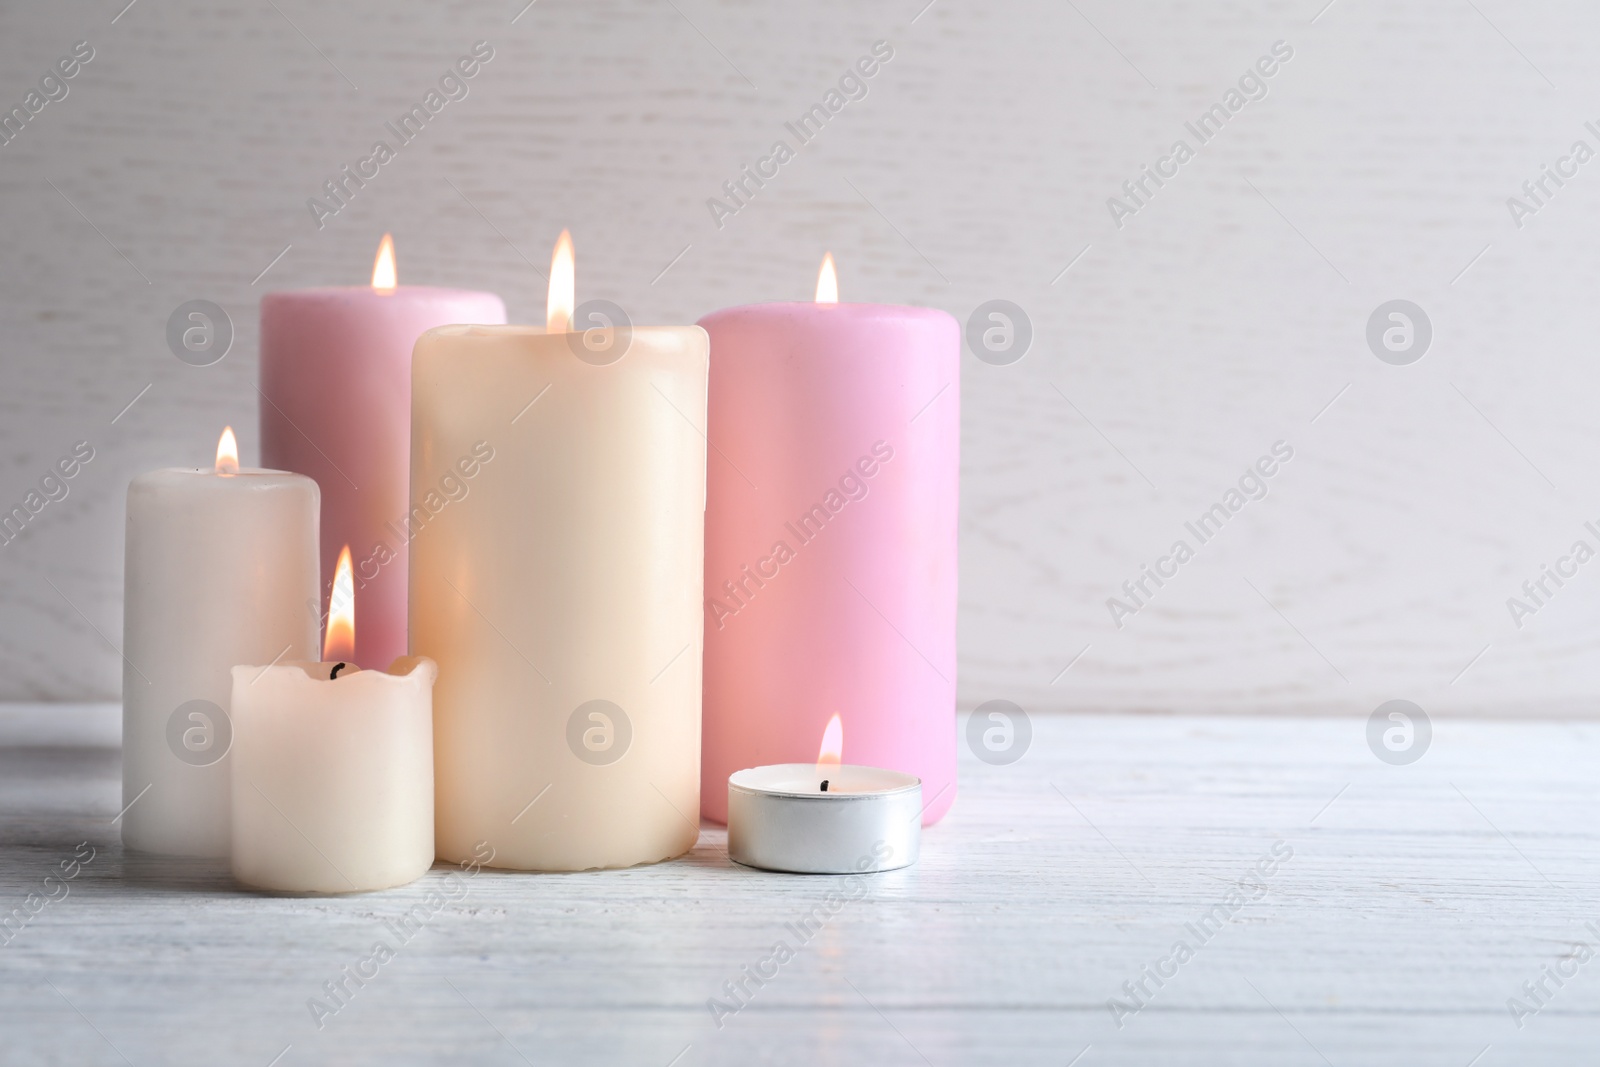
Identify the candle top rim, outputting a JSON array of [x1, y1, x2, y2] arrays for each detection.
[[230, 656, 437, 685], [145, 465, 292, 474], [130, 466, 317, 486], [698, 301, 955, 324], [261, 285, 505, 302], [420, 322, 708, 340], [730, 763, 921, 799]]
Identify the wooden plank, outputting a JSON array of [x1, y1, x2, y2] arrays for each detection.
[[0, 707, 1595, 1064]]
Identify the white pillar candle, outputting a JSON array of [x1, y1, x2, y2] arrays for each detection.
[[229, 652, 438, 894], [121, 428, 320, 857], [411, 231, 708, 871]]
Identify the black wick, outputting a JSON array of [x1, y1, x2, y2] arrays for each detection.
[[820, 780, 829, 792], [330, 662, 347, 679]]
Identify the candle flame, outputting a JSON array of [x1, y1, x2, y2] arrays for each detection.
[[547, 229, 575, 333], [323, 545, 356, 662], [816, 713, 843, 773], [215, 427, 239, 475], [371, 233, 397, 292], [815, 252, 838, 304]]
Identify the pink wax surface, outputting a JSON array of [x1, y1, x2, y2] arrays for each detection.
[[261, 285, 506, 670], [699, 301, 960, 826]]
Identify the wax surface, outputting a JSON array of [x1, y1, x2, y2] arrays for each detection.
[[699, 302, 960, 826], [122, 467, 320, 857], [412, 323, 708, 871], [261, 286, 506, 670], [730, 763, 921, 797], [230, 657, 436, 893]]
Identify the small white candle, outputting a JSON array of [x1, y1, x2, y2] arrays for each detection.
[[121, 428, 320, 857], [230, 548, 437, 894], [727, 715, 921, 874]]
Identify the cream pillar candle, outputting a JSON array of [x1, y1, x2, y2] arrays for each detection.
[[230, 658, 436, 893], [122, 428, 320, 857], [230, 549, 436, 893], [411, 231, 708, 871]]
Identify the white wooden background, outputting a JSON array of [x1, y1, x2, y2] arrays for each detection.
[[2, 0, 1598, 715]]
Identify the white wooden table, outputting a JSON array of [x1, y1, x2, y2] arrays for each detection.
[[1, 707, 1595, 1065]]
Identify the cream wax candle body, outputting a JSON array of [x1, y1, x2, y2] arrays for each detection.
[[122, 433, 320, 857], [411, 236, 708, 871], [230, 657, 437, 893]]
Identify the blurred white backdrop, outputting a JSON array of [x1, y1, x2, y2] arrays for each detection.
[[2, 0, 1599, 715]]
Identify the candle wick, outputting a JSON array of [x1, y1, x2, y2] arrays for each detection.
[[330, 662, 347, 679], [820, 780, 829, 792]]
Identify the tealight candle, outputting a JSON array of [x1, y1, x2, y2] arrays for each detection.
[[229, 548, 437, 894], [727, 716, 920, 874], [121, 428, 320, 858]]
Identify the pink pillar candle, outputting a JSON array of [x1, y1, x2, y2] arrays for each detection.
[[698, 299, 960, 826], [261, 261, 505, 670]]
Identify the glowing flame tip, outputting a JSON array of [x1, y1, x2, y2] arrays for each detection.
[[323, 545, 356, 663], [371, 233, 397, 291], [815, 252, 838, 304], [547, 229, 575, 333], [816, 713, 843, 771], [214, 427, 239, 475]]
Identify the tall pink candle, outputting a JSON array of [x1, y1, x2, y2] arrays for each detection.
[[260, 237, 505, 669], [699, 266, 960, 826]]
